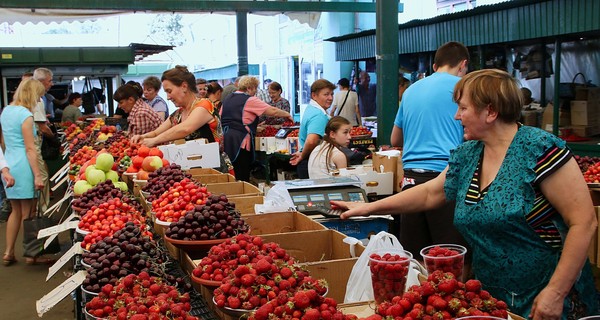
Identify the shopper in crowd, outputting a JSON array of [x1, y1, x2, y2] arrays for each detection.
[[290, 79, 335, 178], [61, 92, 83, 123], [131, 66, 230, 172], [195, 78, 207, 99], [221, 77, 240, 102], [30, 70, 53, 213], [329, 78, 360, 126], [142, 76, 169, 120], [259, 81, 290, 124], [398, 75, 410, 104], [114, 80, 141, 121], [356, 71, 377, 117], [390, 41, 470, 260], [334, 69, 598, 319], [2, 79, 46, 266], [221, 76, 293, 181], [307, 116, 351, 179], [113, 83, 162, 136], [255, 78, 272, 103], [33, 68, 55, 120]]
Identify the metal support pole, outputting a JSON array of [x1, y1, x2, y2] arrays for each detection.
[[105, 77, 114, 117], [236, 11, 249, 76], [375, 0, 399, 146], [553, 39, 561, 136], [540, 42, 547, 109]]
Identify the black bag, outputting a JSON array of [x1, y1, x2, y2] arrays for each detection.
[[41, 132, 61, 160], [559, 73, 588, 99], [22, 196, 61, 258]]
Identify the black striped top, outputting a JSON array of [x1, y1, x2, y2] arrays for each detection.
[[465, 146, 572, 248]]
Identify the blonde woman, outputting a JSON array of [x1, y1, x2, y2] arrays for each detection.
[[2, 79, 46, 266]]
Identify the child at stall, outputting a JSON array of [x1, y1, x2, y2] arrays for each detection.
[[307, 116, 352, 179]]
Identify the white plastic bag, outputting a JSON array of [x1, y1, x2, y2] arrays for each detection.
[[254, 183, 295, 214], [343, 231, 425, 303]]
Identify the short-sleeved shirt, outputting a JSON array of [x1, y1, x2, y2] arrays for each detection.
[[299, 100, 329, 150], [170, 98, 222, 144], [127, 99, 163, 136], [196, 98, 224, 146], [332, 90, 359, 126], [61, 105, 82, 123], [259, 97, 291, 124], [145, 96, 169, 120], [394, 72, 463, 172], [240, 95, 270, 150], [307, 142, 344, 179]]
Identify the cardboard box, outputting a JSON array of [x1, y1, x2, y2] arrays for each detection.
[[570, 125, 600, 137], [255, 137, 266, 152], [231, 195, 265, 215], [244, 211, 327, 235], [193, 173, 236, 184], [158, 139, 221, 170], [303, 257, 359, 303], [206, 181, 263, 198], [571, 100, 600, 126], [265, 137, 278, 154], [372, 151, 404, 193], [542, 104, 570, 132], [575, 87, 600, 101], [317, 217, 391, 242], [187, 168, 222, 175], [339, 166, 394, 195], [275, 138, 288, 152]]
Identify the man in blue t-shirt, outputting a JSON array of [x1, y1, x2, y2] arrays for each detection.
[[290, 79, 335, 179], [391, 41, 471, 259]]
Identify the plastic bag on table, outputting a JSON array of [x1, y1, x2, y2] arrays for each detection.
[[343, 231, 424, 303], [254, 183, 295, 214]]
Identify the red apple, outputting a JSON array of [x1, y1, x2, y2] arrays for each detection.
[[141, 156, 163, 172]]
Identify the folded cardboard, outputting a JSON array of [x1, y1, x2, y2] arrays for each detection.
[[231, 195, 265, 215], [244, 211, 326, 235], [571, 100, 600, 126], [372, 151, 404, 192], [206, 181, 263, 198], [158, 139, 221, 170]]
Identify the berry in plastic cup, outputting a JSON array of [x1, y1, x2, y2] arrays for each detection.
[[368, 249, 412, 303], [420, 244, 467, 281]]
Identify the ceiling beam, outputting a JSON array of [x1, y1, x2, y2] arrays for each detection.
[[0, 1, 378, 13]]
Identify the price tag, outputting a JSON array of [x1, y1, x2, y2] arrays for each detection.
[[37, 270, 86, 317], [37, 220, 78, 239], [47, 242, 83, 281], [51, 162, 70, 182]]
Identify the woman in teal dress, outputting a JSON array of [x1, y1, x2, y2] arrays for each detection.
[[2, 78, 46, 266], [333, 69, 598, 319]]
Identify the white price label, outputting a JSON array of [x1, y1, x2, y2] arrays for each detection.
[[46, 242, 83, 281], [37, 220, 78, 239], [36, 270, 87, 317]]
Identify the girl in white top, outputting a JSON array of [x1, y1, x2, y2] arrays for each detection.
[[308, 116, 352, 179]]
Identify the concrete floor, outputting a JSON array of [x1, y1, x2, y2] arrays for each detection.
[[0, 201, 75, 320]]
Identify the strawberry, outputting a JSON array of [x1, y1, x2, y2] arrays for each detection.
[[496, 300, 508, 309], [254, 258, 272, 274], [491, 309, 508, 318], [241, 274, 256, 287], [479, 290, 491, 300], [437, 278, 458, 294], [431, 297, 448, 310], [293, 291, 311, 309], [234, 265, 251, 278], [227, 296, 242, 309], [303, 308, 321, 320], [464, 279, 481, 293], [280, 266, 293, 279]]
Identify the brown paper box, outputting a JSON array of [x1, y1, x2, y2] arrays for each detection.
[[186, 167, 222, 176], [206, 181, 263, 198], [571, 100, 600, 126], [231, 195, 264, 215], [244, 211, 327, 235], [372, 152, 404, 192], [193, 173, 236, 184]]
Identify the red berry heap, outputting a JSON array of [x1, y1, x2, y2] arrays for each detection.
[[369, 252, 411, 304], [192, 234, 292, 283], [365, 270, 509, 320], [350, 126, 372, 137], [421, 245, 465, 281], [152, 178, 207, 223], [84, 272, 198, 320], [142, 164, 192, 202]]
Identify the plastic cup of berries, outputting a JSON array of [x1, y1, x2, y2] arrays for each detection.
[[368, 249, 412, 304], [420, 244, 467, 281]]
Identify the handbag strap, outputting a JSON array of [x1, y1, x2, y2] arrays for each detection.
[[337, 90, 351, 115], [29, 190, 41, 219], [572, 72, 587, 85]]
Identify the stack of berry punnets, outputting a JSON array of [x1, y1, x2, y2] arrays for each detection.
[[84, 272, 198, 320], [247, 289, 358, 320], [212, 256, 328, 312], [151, 178, 208, 223], [192, 234, 293, 283], [164, 195, 249, 241], [81, 222, 163, 293], [366, 270, 509, 320], [143, 164, 192, 202]]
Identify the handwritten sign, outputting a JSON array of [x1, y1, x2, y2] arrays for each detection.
[[47, 242, 83, 281], [37, 220, 78, 239], [36, 270, 86, 317]]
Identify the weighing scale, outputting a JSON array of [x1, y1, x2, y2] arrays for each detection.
[[276, 176, 368, 215]]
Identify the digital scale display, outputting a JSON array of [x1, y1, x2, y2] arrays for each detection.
[[310, 194, 325, 201], [327, 193, 343, 201], [292, 195, 308, 202], [348, 192, 365, 202]]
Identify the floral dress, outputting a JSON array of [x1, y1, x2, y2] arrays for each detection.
[[444, 125, 597, 319]]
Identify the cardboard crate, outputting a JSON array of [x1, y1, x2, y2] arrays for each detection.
[[231, 195, 264, 215], [542, 104, 570, 132], [206, 181, 263, 198], [187, 168, 222, 176], [372, 151, 404, 192], [575, 87, 600, 101], [244, 211, 326, 235], [317, 217, 391, 242], [571, 100, 600, 126], [193, 173, 236, 184], [158, 139, 221, 170], [303, 257, 359, 303]]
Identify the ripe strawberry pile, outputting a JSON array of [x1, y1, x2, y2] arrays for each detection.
[[350, 126, 372, 137], [421, 245, 465, 281], [85, 272, 198, 320], [142, 164, 192, 202], [248, 289, 357, 320], [164, 195, 248, 241], [81, 222, 163, 292], [368, 271, 509, 319], [213, 256, 328, 311], [192, 234, 292, 283], [370, 252, 410, 303], [256, 126, 279, 137], [152, 179, 207, 223]]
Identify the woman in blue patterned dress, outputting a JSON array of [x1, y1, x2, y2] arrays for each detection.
[[2, 79, 46, 266], [333, 69, 598, 319]]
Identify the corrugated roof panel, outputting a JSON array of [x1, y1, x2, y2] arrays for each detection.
[[329, 0, 600, 61]]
